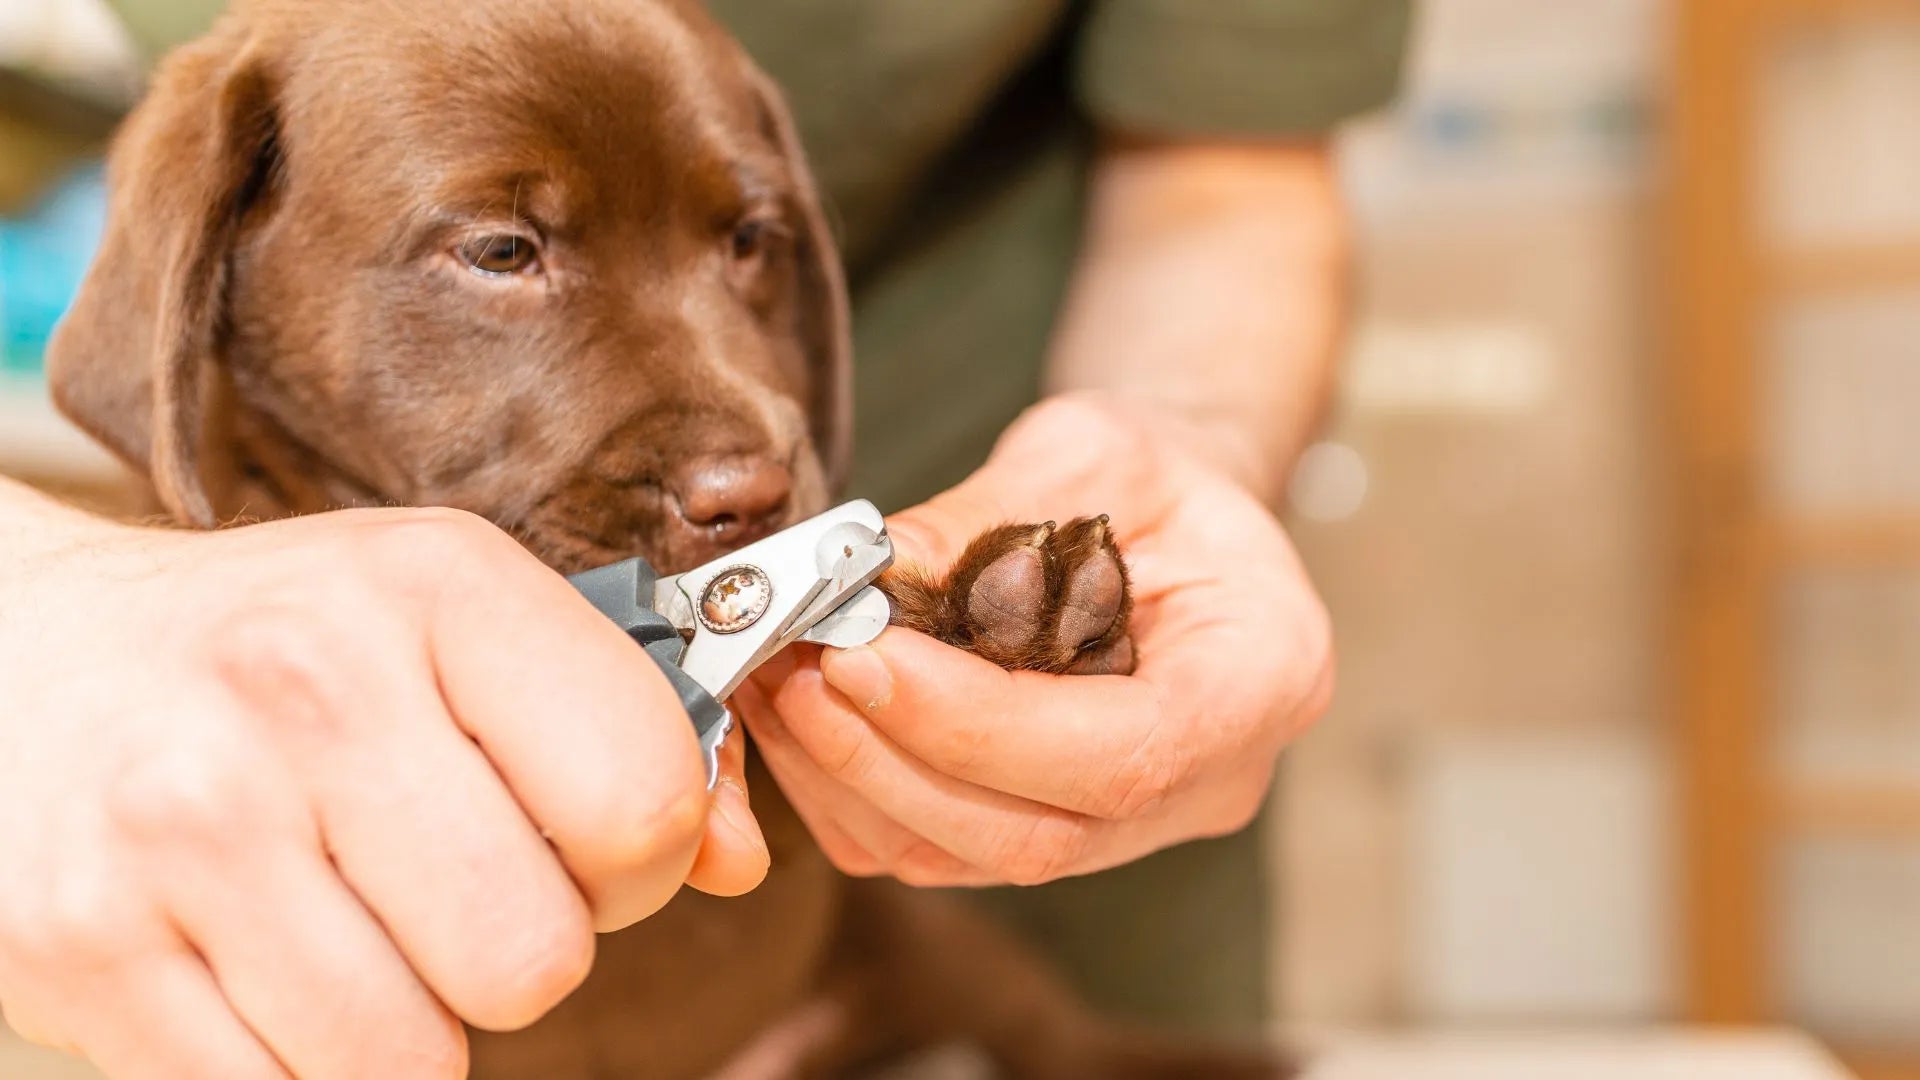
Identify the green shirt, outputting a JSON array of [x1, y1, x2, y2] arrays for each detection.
[[102, 0, 1410, 1032], [706, 0, 1411, 510]]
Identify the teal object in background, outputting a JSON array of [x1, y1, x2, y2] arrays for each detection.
[[0, 164, 109, 379]]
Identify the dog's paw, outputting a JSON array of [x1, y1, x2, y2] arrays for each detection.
[[882, 516, 1134, 676]]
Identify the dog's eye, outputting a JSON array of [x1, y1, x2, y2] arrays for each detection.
[[730, 217, 794, 262], [730, 221, 769, 262], [459, 234, 539, 277]]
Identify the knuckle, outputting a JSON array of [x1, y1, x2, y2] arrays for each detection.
[[200, 605, 352, 732], [1289, 590, 1335, 682], [5, 868, 139, 976], [1294, 614, 1338, 727], [891, 841, 961, 887], [426, 1042, 471, 1080], [1249, 598, 1337, 746], [389, 507, 510, 562], [829, 853, 885, 879], [815, 729, 871, 785], [355, 507, 515, 587], [484, 914, 595, 1030], [392, 1015, 469, 1080], [820, 837, 884, 878], [590, 776, 708, 870], [923, 724, 988, 776], [1094, 741, 1183, 821], [993, 814, 1092, 887], [28, 902, 105, 964], [1292, 665, 1336, 742], [400, 505, 491, 532], [1209, 780, 1271, 839], [106, 746, 258, 847], [892, 864, 945, 888]]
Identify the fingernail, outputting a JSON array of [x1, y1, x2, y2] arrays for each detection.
[[822, 645, 893, 713], [712, 778, 767, 857]]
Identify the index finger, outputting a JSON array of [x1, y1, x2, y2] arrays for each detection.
[[418, 517, 711, 931], [814, 631, 1184, 820]]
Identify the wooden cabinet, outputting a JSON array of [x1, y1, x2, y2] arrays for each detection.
[[1670, 2, 1920, 1075]]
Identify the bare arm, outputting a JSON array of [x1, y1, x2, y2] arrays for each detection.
[[0, 475, 101, 556], [1046, 137, 1351, 503]]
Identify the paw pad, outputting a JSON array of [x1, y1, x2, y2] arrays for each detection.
[[882, 515, 1135, 676]]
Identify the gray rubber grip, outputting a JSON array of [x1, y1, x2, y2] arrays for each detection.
[[566, 559, 731, 747]]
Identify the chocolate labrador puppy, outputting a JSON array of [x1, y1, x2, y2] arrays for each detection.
[[49, 0, 1271, 1075]]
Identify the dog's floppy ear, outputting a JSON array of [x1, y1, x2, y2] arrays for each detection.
[[48, 25, 279, 527], [746, 65, 854, 493]]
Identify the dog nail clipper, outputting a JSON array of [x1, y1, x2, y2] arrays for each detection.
[[565, 500, 894, 788]]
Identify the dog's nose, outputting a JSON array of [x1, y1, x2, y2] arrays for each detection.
[[668, 454, 793, 543]]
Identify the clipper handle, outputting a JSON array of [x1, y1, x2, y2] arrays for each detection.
[[567, 559, 732, 759]]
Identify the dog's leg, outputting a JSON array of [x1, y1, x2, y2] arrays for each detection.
[[883, 516, 1135, 676]]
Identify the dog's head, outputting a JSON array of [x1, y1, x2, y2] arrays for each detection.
[[50, 0, 850, 572]]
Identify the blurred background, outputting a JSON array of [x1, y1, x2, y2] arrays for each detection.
[[0, 0, 1913, 1076]]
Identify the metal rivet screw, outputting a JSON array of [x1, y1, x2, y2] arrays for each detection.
[[698, 565, 773, 635]]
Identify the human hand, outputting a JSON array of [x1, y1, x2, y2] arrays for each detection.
[[737, 395, 1334, 887], [0, 497, 768, 1078]]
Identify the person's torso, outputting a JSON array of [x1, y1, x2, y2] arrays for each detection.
[[704, 0, 1076, 269], [708, 1, 1094, 508]]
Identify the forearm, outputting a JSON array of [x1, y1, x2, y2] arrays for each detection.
[[1044, 138, 1351, 504]]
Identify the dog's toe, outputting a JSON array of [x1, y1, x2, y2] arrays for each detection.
[[883, 515, 1135, 676], [1046, 515, 1132, 672], [961, 522, 1054, 661]]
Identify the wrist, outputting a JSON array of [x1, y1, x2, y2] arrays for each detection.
[[1049, 391, 1289, 505], [1154, 407, 1288, 503]]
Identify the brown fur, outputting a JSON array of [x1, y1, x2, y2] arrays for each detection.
[[48, 1, 1277, 1075]]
